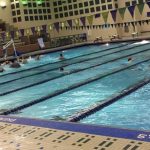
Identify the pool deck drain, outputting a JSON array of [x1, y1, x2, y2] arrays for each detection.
[[0, 116, 150, 150]]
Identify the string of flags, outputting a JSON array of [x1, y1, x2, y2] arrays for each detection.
[[1, 2, 150, 40]]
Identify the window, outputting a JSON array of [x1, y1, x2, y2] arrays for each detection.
[[12, 11, 16, 16], [25, 16, 29, 21], [30, 16, 34, 21], [108, 4, 112, 9], [24, 9, 28, 14], [74, 10, 78, 15], [54, 8, 58, 12], [48, 15, 51, 19], [90, 7, 95, 12], [85, 8, 89, 13], [64, 12, 68, 17], [69, 11, 73, 16], [13, 18, 17, 22], [96, 6, 100, 11], [44, 15, 47, 20], [89, 1, 94, 5], [125, 2, 130, 7], [29, 9, 33, 14], [79, 3, 83, 8], [69, 5, 72, 10], [79, 9, 84, 14], [102, 5, 106, 10], [47, 9, 51, 13], [95, 0, 100, 4], [39, 16, 43, 20], [17, 10, 21, 15], [84, 2, 88, 7], [34, 9, 37, 14], [35, 16, 38, 20], [16, 3, 20, 8]]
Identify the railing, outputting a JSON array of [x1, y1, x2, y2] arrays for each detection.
[[49, 33, 87, 48]]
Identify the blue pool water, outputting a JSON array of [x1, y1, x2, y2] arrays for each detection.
[[0, 41, 150, 131], [81, 83, 150, 131]]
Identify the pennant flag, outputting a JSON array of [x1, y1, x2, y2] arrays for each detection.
[[147, 2, 150, 8], [119, 7, 126, 19], [80, 17, 86, 26], [102, 11, 109, 23], [146, 20, 149, 24], [131, 22, 135, 27], [121, 23, 124, 27], [142, 20, 145, 25], [87, 15, 93, 26], [138, 21, 142, 26], [54, 22, 59, 32], [137, 3, 144, 15], [49, 25, 52, 30], [67, 20, 72, 27], [111, 24, 114, 28], [19, 29, 24, 36], [42, 25, 47, 32], [1, 32, 5, 41], [134, 21, 138, 25], [128, 5, 135, 18], [74, 19, 79, 27], [95, 13, 100, 18], [31, 27, 35, 34], [110, 10, 117, 22], [10, 31, 15, 39]]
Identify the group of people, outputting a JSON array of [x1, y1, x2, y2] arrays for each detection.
[[0, 54, 41, 73], [0, 52, 66, 73]]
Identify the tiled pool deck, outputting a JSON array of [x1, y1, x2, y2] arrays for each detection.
[[0, 115, 150, 150]]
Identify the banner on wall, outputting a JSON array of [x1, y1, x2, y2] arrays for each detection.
[[147, 2, 150, 8], [37, 38, 45, 49], [80, 17, 86, 26], [67, 20, 72, 28], [54, 22, 59, 32], [31, 27, 35, 34], [42, 25, 47, 32], [119, 7, 126, 19], [20, 29, 24, 36], [1, 32, 5, 41], [102, 11, 109, 23], [128, 5, 135, 18], [87, 15, 93, 26], [137, 3, 145, 15], [110, 10, 117, 22], [10, 31, 15, 39], [74, 19, 79, 27]]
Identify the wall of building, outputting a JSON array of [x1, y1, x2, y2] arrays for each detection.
[[0, 0, 150, 42]]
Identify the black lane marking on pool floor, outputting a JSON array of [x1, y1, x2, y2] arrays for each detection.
[[0, 43, 128, 77], [0, 46, 150, 96], [67, 78, 150, 122], [1, 57, 150, 115]]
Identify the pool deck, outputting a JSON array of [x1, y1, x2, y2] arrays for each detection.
[[0, 115, 150, 150]]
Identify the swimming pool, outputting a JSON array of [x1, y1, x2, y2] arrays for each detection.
[[0, 41, 150, 131]]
